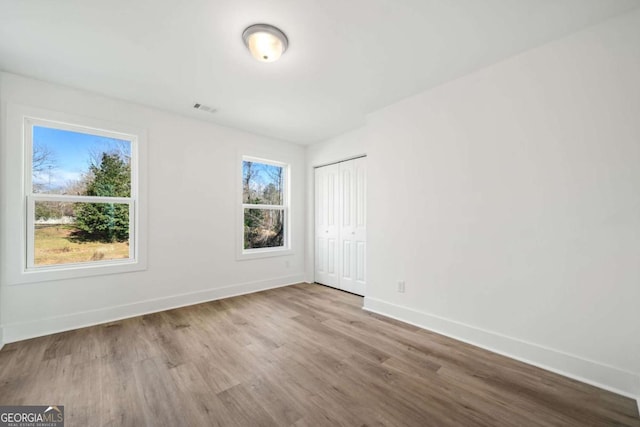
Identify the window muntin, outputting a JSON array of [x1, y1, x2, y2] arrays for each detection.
[[25, 118, 138, 269], [242, 158, 289, 252]]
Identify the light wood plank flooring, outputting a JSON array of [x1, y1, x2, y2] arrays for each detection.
[[0, 283, 638, 426]]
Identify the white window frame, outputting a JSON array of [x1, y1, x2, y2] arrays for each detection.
[[2, 104, 148, 285], [238, 155, 291, 260], [25, 117, 138, 270]]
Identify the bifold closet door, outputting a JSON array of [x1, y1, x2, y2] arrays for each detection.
[[315, 157, 366, 296]]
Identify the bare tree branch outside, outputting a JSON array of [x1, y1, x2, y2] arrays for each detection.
[[242, 160, 285, 249]]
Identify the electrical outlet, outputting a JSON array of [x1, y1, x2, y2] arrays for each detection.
[[397, 281, 405, 293]]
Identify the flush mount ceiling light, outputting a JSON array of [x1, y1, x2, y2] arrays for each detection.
[[242, 24, 288, 63]]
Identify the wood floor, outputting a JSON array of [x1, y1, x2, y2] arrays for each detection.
[[0, 283, 638, 426]]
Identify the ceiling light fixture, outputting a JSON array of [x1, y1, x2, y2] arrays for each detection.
[[242, 24, 288, 63]]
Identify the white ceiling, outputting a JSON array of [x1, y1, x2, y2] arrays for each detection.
[[1, 0, 638, 144]]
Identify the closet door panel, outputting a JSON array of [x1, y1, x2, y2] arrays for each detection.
[[314, 164, 339, 287], [352, 157, 367, 295], [338, 160, 356, 293]]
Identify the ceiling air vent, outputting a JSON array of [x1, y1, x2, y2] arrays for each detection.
[[193, 103, 217, 113]]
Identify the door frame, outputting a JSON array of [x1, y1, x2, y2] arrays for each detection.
[[312, 154, 367, 170]]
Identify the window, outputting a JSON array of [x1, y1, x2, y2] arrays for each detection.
[[241, 156, 290, 257], [25, 117, 139, 270]]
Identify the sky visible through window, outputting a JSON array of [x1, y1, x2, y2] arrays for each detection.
[[32, 125, 131, 191], [242, 161, 284, 205]]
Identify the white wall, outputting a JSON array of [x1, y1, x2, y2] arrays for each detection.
[[307, 10, 640, 398], [0, 72, 306, 343]]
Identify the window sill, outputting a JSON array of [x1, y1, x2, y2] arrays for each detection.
[[237, 247, 293, 261], [8, 259, 147, 285]]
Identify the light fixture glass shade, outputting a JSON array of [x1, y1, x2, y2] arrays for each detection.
[[243, 24, 288, 63]]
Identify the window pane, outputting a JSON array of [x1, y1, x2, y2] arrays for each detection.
[[242, 160, 284, 205], [244, 209, 284, 249], [34, 201, 130, 266], [32, 125, 131, 196]]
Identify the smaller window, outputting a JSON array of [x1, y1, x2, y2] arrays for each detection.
[[241, 157, 290, 256]]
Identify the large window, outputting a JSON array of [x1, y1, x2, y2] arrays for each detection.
[[241, 156, 289, 256], [25, 118, 138, 270]]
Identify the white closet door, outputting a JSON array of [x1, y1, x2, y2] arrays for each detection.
[[314, 163, 340, 287], [315, 157, 366, 296], [339, 157, 366, 295]]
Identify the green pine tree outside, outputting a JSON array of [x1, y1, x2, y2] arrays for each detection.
[[75, 152, 131, 242]]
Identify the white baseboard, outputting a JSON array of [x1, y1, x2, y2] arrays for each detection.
[[363, 297, 640, 402], [2, 274, 305, 344]]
